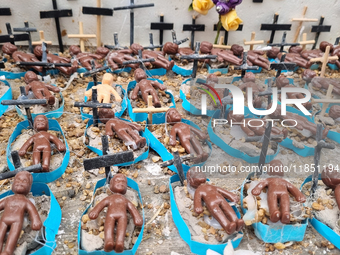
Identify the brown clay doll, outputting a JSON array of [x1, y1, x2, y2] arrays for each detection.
[[24, 71, 60, 106], [106, 49, 139, 70], [266, 159, 284, 177], [166, 108, 208, 163], [200, 41, 242, 66], [302, 69, 317, 84], [18, 115, 66, 172], [266, 47, 311, 68], [33, 45, 78, 75], [69, 45, 108, 70], [310, 77, 340, 96], [85, 73, 122, 104], [321, 167, 340, 210], [187, 167, 244, 234], [300, 49, 323, 60], [0, 171, 42, 255], [88, 174, 143, 253], [329, 105, 340, 120], [276, 75, 312, 110], [2, 42, 43, 72], [231, 44, 270, 70], [251, 172, 306, 224], [98, 108, 146, 150], [131, 68, 166, 107], [162, 42, 195, 57], [320, 41, 340, 68]]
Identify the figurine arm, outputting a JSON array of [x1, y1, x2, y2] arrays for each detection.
[[193, 189, 204, 214], [49, 134, 66, 152], [127, 200, 143, 226], [190, 126, 208, 140], [89, 198, 109, 219], [18, 137, 34, 156], [251, 180, 269, 196], [0, 198, 6, 212], [131, 84, 140, 100], [286, 182, 306, 203], [151, 80, 166, 91], [169, 126, 178, 146], [217, 187, 239, 203], [84, 87, 94, 98], [127, 122, 143, 132], [109, 86, 122, 103], [105, 122, 115, 136], [25, 84, 32, 95], [26, 200, 43, 230], [45, 84, 61, 93]]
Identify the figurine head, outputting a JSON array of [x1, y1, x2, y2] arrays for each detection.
[[275, 75, 290, 89], [231, 44, 244, 57], [266, 47, 280, 59], [319, 41, 334, 53], [130, 43, 144, 55], [227, 110, 244, 123], [206, 74, 218, 84], [134, 68, 147, 82], [98, 108, 115, 124], [69, 45, 81, 56], [267, 160, 284, 177], [322, 167, 340, 189], [329, 105, 340, 120], [166, 108, 182, 124], [289, 46, 303, 54], [268, 103, 281, 118], [302, 69, 317, 84], [102, 73, 114, 86], [12, 171, 33, 195], [33, 45, 48, 58], [34, 115, 49, 132], [187, 167, 206, 189], [110, 173, 127, 194], [200, 41, 213, 54], [95, 47, 109, 57], [24, 71, 39, 84], [242, 72, 255, 83], [2, 42, 17, 55], [163, 42, 178, 55]]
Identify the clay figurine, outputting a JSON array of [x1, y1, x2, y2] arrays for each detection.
[[142, 50, 175, 70], [33, 45, 78, 75], [85, 73, 122, 104], [18, 115, 66, 172], [311, 77, 340, 96], [300, 49, 323, 60], [131, 68, 166, 107], [251, 175, 306, 223], [0, 171, 42, 255], [2, 42, 42, 72], [98, 108, 146, 150], [200, 41, 242, 66], [320, 41, 340, 69], [321, 167, 340, 210], [88, 174, 143, 253], [69, 45, 108, 70], [276, 75, 312, 110], [166, 108, 208, 163], [162, 42, 195, 57], [266, 159, 284, 177], [267, 47, 311, 68], [329, 105, 340, 120], [24, 71, 60, 106], [302, 69, 317, 84], [106, 49, 139, 70], [187, 167, 244, 234]]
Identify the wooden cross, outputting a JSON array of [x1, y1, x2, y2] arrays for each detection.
[[68, 21, 96, 52], [143, 33, 163, 50], [0, 7, 11, 16], [291, 6, 318, 43], [150, 14, 174, 46], [40, 0, 73, 53], [32, 31, 52, 46], [309, 45, 338, 77], [311, 85, 340, 117], [183, 16, 205, 50], [257, 122, 272, 176], [113, 0, 154, 45], [13, 22, 37, 53], [214, 23, 243, 46], [213, 36, 231, 50], [260, 13, 291, 44], [132, 95, 169, 123], [243, 32, 264, 50], [82, 0, 114, 47], [232, 52, 259, 78], [0, 23, 30, 45], [104, 33, 128, 50], [268, 32, 300, 52], [269, 54, 296, 77], [122, 49, 155, 71], [311, 16, 331, 49], [171, 30, 189, 45], [298, 33, 315, 50]]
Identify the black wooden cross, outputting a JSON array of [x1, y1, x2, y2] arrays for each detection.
[[311, 16, 331, 49], [0, 23, 30, 45], [268, 32, 300, 52], [0, 7, 11, 16], [311, 124, 335, 194], [256, 122, 272, 176], [13, 22, 37, 53], [161, 151, 190, 185], [113, 0, 154, 45], [213, 24, 243, 46], [122, 49, 155, 71], [0, 151, 43, 181], [150, 14, 174, 45], [269, 54, 296, 78], [260, 13, 291, 44], [104, 33, 128, 50], [253, 0, 263, 2], [180, 42, 217, 78], [0, 62, 4, 69], [40, 0, 73, 52], [171, 30, 189, 45], [183, 17, 205, 50], [143, 33, 162, 50], [334, 36, 340, 46], [233, 52, 259, 78], [1, 87, 47, 129]]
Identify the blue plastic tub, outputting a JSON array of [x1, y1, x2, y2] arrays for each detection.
[[0, 80, 12, 117], [78, 177, 144, 255], [6, 119, 70, 183]]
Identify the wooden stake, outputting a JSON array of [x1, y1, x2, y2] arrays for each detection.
[[310, 46, 338, 77], [68, 21, 96, 52], [132, 95, 169, 123], [97, 0, 101, 47], [292, 6, 318, 43], [299, 33, 315, 50], [243, 32, 264, 50], [32, 31, 52, 46], [213, 36, 231, 49]]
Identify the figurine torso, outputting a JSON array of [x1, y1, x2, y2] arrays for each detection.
[[1, 195, 29, 224], [106, 194, 129, 219]]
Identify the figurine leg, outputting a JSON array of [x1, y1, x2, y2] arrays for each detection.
[[115, 217, 127, 253], [3, 222, 22, 255], [32, 150, 42, 169], [268, 192, 280, 223], [0, 221, 7, 250], [191, 137, 208, 163], [42, 149, 51, 172], [335, 185, 340, 210], [117, 130, 138, 150], [104, 218, 115, 252], [127, 128, 146, 149], [211, 205, 236, 235], [221, 201, 244, 232], [43, 89, 55, 105], [150, 90, 161, 107], [280, 193, 291, 224]]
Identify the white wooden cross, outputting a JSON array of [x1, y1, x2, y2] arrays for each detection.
[[32, 31, 52, 46], [309, 46, 338, 77], [291, 6, 318, 43], [298, 33, 315, 50], [132, 95, 169, 123], [243, 32, 264, 50], [311, 85, 340, 117], [68, 21, 96, 52]]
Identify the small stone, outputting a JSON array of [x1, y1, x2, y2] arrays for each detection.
[[82, 214, 90, 224], [56, 181, 61, 187], [62, 196, 67, 201], [274, 242, 285, 250], [68, 243, 75, 248], [85, 183, 91, 189], [68, 189, 76, 198], [80, 195, 87, 201], [99, 232, 105, 239], [81, 230, 104, 251], [312, 202, 325, 211], [159, 185, 167, 193], [154, 185, 159, 194], [214, 71, 222, 76], [152, 156, 160, 163]]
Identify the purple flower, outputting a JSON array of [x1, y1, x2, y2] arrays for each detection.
[[212, 0, 219, 4], [215, 2, 230, 15], [227, 0, 242, 8]]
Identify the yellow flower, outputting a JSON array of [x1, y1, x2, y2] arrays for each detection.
[[221, 10, 243, 31], [192, 0, 214, 15]]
